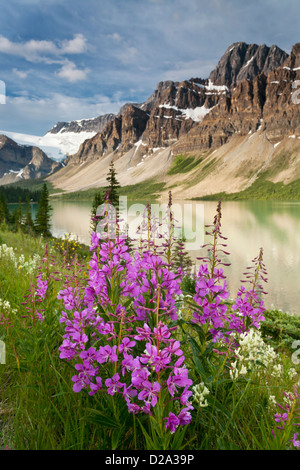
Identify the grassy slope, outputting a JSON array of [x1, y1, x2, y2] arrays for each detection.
[[3, 136, 300, 202], [193, 176, 300, 201], [50, 178, 166, 202]]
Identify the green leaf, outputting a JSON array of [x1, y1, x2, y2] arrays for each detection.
[[137, 418, 157, 450], [111, 428, 124, 450], [83, 408, 120, 429]]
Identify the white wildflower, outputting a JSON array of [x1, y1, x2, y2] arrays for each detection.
[[288, 368, 297, 380], [269, 395, 277, 408], [192, 382, 210, 407], [272, 364, 283, 378]]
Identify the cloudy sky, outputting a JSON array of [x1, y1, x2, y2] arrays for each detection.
[[0, 0, 299, 135]]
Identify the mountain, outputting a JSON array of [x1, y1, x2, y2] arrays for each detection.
[[64, 78, 229, 165], [48, 41, 300, 198], [0, 135, 62, 185], [49, 113, 115, 135], [209, 42, 288, 87]]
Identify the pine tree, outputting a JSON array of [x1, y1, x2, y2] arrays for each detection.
[[0, 200, 5, 225], [106, 161, 120, 212], [35, 183, 52, 237], [90, 190, 104, 233], [0, 193, 10, 223], [11, 199, 23, 231], [0, 192, 11, 222], [90, 161, 120, 233], [24, 195, 35, 234], [172, 236, 193, 274]]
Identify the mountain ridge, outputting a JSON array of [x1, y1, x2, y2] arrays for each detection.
[[3, 40, 299, 198], [0, 134, 62, 185], [58, 40, 295, 170]]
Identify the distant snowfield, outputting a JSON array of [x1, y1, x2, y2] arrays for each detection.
[[0, 129, 97, 161]]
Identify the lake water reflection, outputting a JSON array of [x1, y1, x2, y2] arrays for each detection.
[[48, 199, 300, 315]]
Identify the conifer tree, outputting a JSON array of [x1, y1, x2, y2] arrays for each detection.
[[106, 161, 120, 212], [35, 183, 52, 237], [90, 161, 120, 233], [0, 200, 5, 225], [90, 190, 104, 233], [172, 236, 193, 274], [11, 199, 23, 231], [0, 193, 10, 223], [24, 195, 35, 234]]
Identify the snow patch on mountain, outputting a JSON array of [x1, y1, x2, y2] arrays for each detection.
[[158, 103, 212, 122], [0, 129, 97, 161]]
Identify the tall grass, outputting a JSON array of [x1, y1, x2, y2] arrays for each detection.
[[0, 224, 299, 450]]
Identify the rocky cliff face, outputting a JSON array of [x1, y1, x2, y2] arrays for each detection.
[[209, 42, 288, 87], [173, 43, 300, 155], [57, 41, 298, 173], [262, 43, 300, 142], [67, 78, 228, 164], [68, 105, 149, 165], [0, 135, 62, 185]]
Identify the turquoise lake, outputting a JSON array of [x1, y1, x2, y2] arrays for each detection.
[[15, 199, 300, 315]]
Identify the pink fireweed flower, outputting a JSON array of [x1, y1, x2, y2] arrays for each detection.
[[167, 367, 193, 397], [131, 367, 150, 389], [80, 347, 97, 363], [134, 323, 152, 342], [72, 361, 98, 393], [89, 376, 103, 396], [123, 384, 138, 403], [128, 403, 141, 414], [292, 433, 300, 448], [72, 331, 89, 350], [164, 413, 180, 434], [177, 408, 193, 426], [57, 287, 77, 311], [36, 273, 48, 300], [119, 337, 136, 354], [138, 380, 161, 407], [105, 373, 125, 396], [97, 345, 118, 364], [58, 221, 193, 431], [165, 340, 183, 356], [274, 412, 288, 425], [140, 343, 159, 365], [153, 322, 173, 343], [90, 231, 101, 251], [179, 387, 194, 409], [121, 355, 140, 376], [58, 338, 78, 360]]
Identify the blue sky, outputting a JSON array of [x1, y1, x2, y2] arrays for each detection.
[[0, 0, 299, 135]]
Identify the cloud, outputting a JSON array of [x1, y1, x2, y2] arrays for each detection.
[[0, 80, 5, 104], [12, 68, 29, 79], [0, 33, 88, 62], [116, 46, 141, 65], [60, 34, 88, 54], [107, 33, 122, 43], [0, 92, 126, 134], [56, 60, 89, 82]]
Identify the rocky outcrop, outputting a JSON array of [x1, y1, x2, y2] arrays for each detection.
[[68, 78, 228, 164], [68, 105, 149, 165], [209, 42, 288, 88], [0, 135, 62, 185], [262, 43, 300, 142], [173, 43, 300, 155], [49, 113, 115, 134]]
